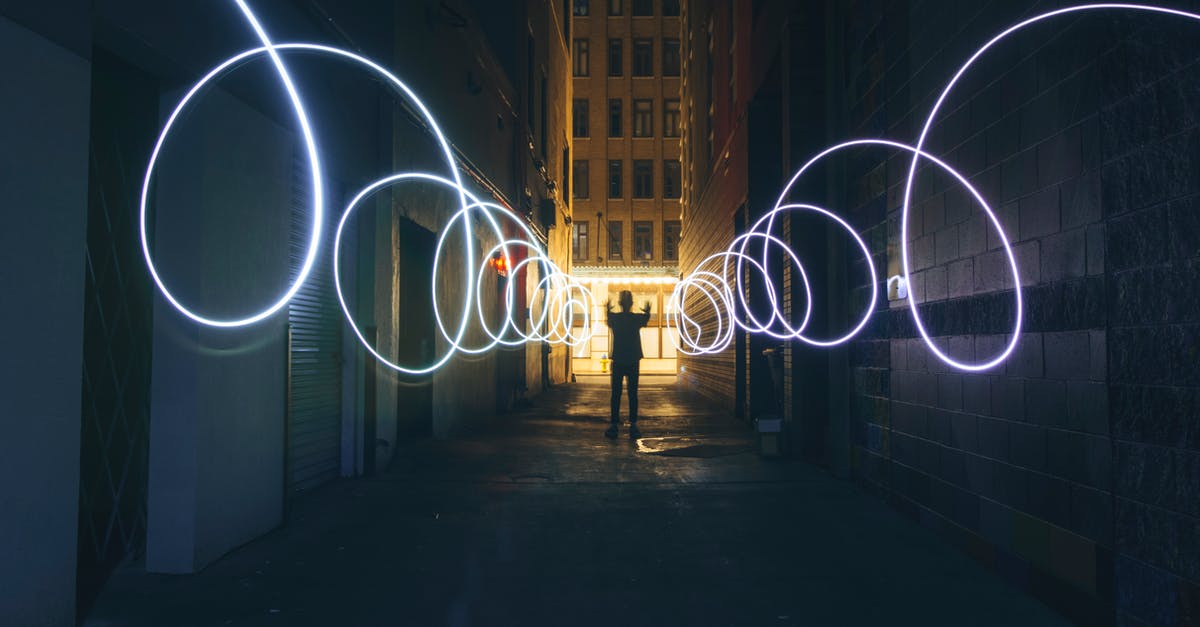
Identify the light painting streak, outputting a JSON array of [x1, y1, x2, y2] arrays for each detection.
[[141, 2, 1197, 374]]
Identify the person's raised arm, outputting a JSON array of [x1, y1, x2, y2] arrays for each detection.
[[638, 301, 652, 327]]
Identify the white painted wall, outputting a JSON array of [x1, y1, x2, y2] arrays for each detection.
[[0, 15, 91, 627], [145, 87, 292, 573]]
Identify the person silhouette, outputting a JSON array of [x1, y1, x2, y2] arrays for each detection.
[[604, 290, 651, 439]]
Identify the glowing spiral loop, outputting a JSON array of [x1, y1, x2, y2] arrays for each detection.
[[141, 0, 585, 375], [145, 2, 1200, 375]]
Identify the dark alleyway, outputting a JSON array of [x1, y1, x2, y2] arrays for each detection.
[[86, 379, 1068, 626]]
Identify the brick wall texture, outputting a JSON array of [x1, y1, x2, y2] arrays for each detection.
[[832, 2, 1200, 624]]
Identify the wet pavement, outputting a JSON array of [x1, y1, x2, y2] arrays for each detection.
[[86, 378, 1070, 626]]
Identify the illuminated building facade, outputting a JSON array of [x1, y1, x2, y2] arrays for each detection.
[[569, 0, 683, 374]]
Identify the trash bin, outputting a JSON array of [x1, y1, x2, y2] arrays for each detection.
[[758, 347, 786, 458]]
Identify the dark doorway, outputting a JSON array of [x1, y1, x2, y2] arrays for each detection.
[[77, 48, 157, 618], [395, 217, 435, 438]]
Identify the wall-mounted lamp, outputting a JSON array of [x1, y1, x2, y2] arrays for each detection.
[[887, 275, 908, 300], [490, 252, 509, 277]]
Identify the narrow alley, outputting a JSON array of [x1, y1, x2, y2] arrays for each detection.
[[87, 378, 1067, 627]]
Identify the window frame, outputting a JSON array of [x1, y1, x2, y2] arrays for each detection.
[[632, 99, 653, 138], [632, 39, 653, 77], [634, 221, 654, 260], [662, 38, 681, 77], [608, 220, 623, 260], [572, 99, 589, 138], [573, 220, 589, 260], [608, 99, 622, 138], [663, 99, 680, 138], [631, 0, 652, 17], [663, 159, 681, 199], [663, 220, 681, 261], [633, 159, 653, 198], [663, 0, 680, 16], [572, 159, 590, 199], [572, 39, 590, 76], [607, 0, 622, 16], [608, 160, 623, 198], [607, 39, 623, 77], [573, 0, 589, 16]]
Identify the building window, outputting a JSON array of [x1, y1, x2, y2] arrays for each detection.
[[572, 99, 588, 137], [633, 160, 653, 198], [633, 99, 653, 137], [663, 159, 681, 199], [663, 0, 680, 16], [664, 221, 681, 261], [663, 38, 680, 76], [608, 0, 622, 15], [663, 99, 680, 137], [632, 0, 652, 16], [632, 39, 653, 76], [608, 220, 623, 260], [573, 221, 589, 260], [573, 0, 589, 16], [634, 221, 653, 260], [573, 160, 589, 198], [608, 99, 622, 137], [607, 39, 622, 77], [573, 39, 589, 76], [608, 160, 623, 198]]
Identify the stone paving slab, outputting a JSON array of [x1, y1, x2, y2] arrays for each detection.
[[86, 381, 1071, 626]]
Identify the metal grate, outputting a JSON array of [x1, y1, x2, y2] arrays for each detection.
[[77, 49, 156, 616]]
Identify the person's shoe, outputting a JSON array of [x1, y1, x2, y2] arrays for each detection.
[[628, 424, 642, 440], [604, 424, 619, 439]]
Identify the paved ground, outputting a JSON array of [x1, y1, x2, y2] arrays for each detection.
[[86, 378, 1071, 626]]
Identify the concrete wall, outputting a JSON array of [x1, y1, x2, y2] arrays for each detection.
[[0, 15, 91, 626], [146, 87, 291, 572]]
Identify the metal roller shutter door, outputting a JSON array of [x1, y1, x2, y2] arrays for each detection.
[[287, 160, 342, 495]]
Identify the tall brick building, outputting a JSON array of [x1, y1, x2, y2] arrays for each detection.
[[569, 0, 683, 374], [679, 2, 1200, 625]]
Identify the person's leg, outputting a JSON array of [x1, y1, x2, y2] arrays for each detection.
[[628, 362, 640, 424], [607, 364, 624, 438], [627, 362, 641, 439]]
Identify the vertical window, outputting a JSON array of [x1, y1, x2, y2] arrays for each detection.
[[634, 221, 653, 260], [573, 39, 589, 76], [607, 39, 623, 77], [608, 221, 623, 260], [608, 160, 623, 198], [632, 39, 653, 76], [573, 221, 589, 260], [572, 99, 589, 137], [663, 99, 680, 137], [632, 0, 652, 16], [633, 160, 653, 198], [633, 99, 653, 137], [663, 38, 680, 76], [664, 221, 681, 261], [608, 99, 622, 137], [572, 160, 589, 198], [663, 159, 681, 199], [608, 0, 622, 15], [663, 0, 680, 16], [573, 0, 589, 16]]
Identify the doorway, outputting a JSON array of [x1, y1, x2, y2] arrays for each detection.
[[395, 217, 435, 437]]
